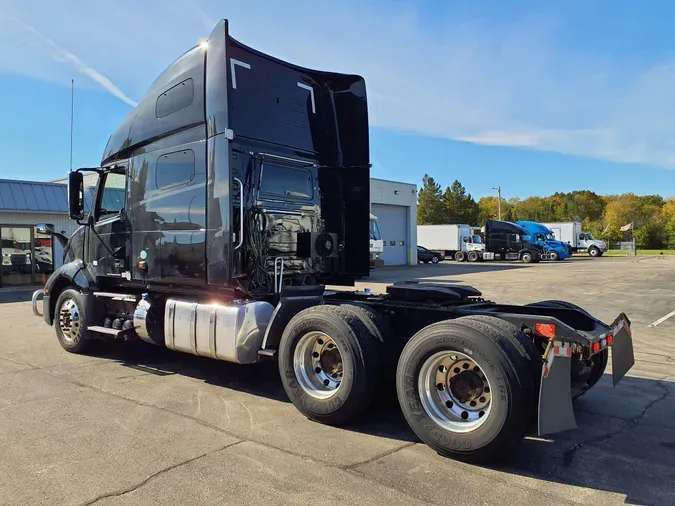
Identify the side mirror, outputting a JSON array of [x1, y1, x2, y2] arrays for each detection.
[[36, 223, 55, 235], [68, 171, 85, 221]]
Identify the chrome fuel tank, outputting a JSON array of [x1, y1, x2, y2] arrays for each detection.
[[164, 298, 274, 364]]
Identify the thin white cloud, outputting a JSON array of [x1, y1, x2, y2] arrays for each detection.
[[9, 17, 137, 107], [2, 0, 675, 170]]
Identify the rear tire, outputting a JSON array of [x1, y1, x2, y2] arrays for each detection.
[[455, 251, 466, 262], [396, 316, 534, 463], [278, 304, 379, 425], [467, 251, 480, 262], [54, 288, 91, 354], [521, 252, 533, 263]]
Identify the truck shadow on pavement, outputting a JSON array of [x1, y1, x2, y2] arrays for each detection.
[[368, 262, 527, 283], [89, 339, 419, 443], [90, 340, 674, 504]]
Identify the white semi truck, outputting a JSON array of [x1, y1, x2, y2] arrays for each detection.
[[417, 224, 484, 261], [541, 222, 607, 257], [369, 214, 384, 268]]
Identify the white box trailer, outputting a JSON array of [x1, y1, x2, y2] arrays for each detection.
[[541, 221, 607, 257], [417, 224, 484, 261]]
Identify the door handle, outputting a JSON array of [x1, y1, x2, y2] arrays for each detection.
[[233, 177, 244, 250]]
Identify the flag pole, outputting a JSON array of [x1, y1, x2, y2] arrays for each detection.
[[69, 79, 74, 172]]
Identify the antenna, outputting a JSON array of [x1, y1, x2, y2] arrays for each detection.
[[69, 78, 74, 172]]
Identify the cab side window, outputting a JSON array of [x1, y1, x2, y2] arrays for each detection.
[[97, 172, 126, 220]]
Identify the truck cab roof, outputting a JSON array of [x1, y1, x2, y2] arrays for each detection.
[[484, 220, 528, 236], [515, 221, 554, 235]]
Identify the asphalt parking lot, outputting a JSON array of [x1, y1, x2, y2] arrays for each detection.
[[1, 255, 674, 505]]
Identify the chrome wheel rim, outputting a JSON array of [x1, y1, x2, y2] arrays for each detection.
[[58, 298, 82, 345], [293, 331, 343, 399], [418, 351, 492, 433]]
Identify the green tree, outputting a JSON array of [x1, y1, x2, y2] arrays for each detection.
[[443, 180, 480, 225], [417, 174, 446, 224]]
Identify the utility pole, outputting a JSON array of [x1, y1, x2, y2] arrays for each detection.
[[492, 185, 502, 220]]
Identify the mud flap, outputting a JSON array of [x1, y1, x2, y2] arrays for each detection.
[[610, 315, 635, 387], [538, 342, 577, 436]]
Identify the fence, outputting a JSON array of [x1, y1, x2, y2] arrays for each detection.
[[608, 240, 636, 255]]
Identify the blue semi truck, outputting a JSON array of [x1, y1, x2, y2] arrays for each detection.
[[516, 221, 571, 261]]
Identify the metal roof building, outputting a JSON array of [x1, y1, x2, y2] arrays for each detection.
[[0, 179, 78, 287]]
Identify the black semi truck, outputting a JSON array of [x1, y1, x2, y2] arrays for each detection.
[[482, 219, 544, 263], [32, 19, 635, 463]]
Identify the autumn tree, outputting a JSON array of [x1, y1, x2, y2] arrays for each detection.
[[478, 196, 511, 223]]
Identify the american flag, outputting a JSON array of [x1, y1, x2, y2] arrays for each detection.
[[620, 222, 633, 232]]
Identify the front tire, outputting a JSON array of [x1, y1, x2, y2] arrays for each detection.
[[589, 247, 600, 257], [396, 317, 534, 463], [431, 256, 440, 264], [549, 250, 560, 261], [278, 304, 379, 425], [54, 288, 91, 354]]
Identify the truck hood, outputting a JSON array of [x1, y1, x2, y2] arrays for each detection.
[[589, 240, 607, 249]]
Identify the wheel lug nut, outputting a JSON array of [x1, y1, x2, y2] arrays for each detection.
[[315, 367, 321, 373]]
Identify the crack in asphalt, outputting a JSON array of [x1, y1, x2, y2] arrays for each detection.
[[342, 441, 418, 470], [80, 440, 244, 505], [562, 384, 671, 467]]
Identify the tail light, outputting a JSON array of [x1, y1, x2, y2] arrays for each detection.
[[535, 323, 556, 338]]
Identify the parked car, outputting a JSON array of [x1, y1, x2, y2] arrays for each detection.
[[417, 245, 444, 264]]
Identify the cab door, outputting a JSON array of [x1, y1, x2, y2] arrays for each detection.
[[87, 169, 129, 279]]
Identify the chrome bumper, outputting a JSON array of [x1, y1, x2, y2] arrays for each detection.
[[32, 289, 44, 317]]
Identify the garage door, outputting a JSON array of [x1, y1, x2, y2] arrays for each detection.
[[372, 203, 408, 265]]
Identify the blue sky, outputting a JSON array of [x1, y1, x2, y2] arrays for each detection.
[[1, 0, 675, 199]]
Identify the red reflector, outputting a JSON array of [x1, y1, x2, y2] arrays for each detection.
[[606, 334, 614, 345], [591, 341, 601, 353], [535, 323, 556, 338]]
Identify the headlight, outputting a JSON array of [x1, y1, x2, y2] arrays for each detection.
[[375, 254, 379, 259]]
